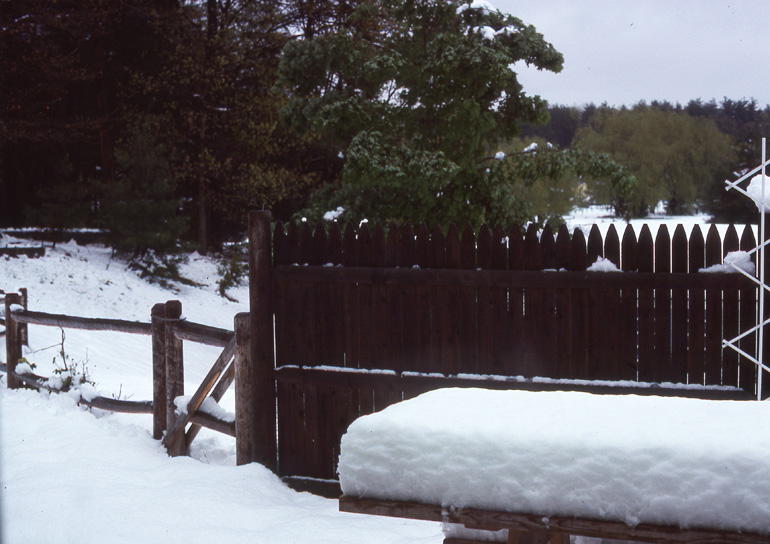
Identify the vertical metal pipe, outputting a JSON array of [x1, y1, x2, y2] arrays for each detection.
[[758, 137, 766, 400]]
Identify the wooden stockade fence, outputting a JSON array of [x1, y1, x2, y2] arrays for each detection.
[[1, 294, 261, 463], [245, 211, 765, 486]]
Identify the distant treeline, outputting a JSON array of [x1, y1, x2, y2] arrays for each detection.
[[520, 99, 770, 221]]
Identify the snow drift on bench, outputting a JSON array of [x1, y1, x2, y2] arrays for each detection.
[[338, 388, 770, 535]]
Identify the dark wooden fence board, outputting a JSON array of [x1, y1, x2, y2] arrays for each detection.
[[670, 225, 688, 384], [723, 225, 741, 388], [705, 225, 723, 385], [553, 225, 573, 379], [620, 226, 639, 381], [688, 226, 706, 384], [654, 226, 672, 383], [637, 226, 655, 383], [740, 226, 758, 394]]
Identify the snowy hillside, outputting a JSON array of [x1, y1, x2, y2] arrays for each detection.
[[0, 237, 443, 544]]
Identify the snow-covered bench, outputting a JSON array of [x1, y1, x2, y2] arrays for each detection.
[[338, 388, 770, 543]]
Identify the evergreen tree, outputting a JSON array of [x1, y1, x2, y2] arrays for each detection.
[[121, 0, 321, 250], [0, 0, 178, 228]]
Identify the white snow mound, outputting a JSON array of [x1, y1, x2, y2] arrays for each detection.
[[747, 174, 770, 212], [339, 388, 770, 534], [586, 256, 620, 272], [700, 250, 755, 274]]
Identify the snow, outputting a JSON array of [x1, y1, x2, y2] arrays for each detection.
[[474, 25, 497, 41], [586, 256, 620, 272], [456, 0, 497, 14], [174, 395, 236, 423], [747, 174, 770, 212], [562, 204, 752, 241], [522, 142, 538, 153], [0, 237, 441, 544], [324, 206, 345, 221], [699, 250, 756, 274], [339, 388, 770, 535]]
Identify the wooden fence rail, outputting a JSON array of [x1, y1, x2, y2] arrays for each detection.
[[2, 293, 244, 458], [246, 211, 767, 486]]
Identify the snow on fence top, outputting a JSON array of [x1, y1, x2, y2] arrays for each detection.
[[338, 388, 770, 535]]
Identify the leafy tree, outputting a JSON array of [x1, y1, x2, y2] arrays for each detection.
[[277, 0, 591, 227], [575, 104, 734, 216]]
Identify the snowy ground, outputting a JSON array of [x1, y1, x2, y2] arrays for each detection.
[[0, 239, 442, 544], [562, 204, 747, 239], [0, 207, 755, 543]]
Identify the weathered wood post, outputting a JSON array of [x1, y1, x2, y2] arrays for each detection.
[[151, 302, 168, 440], [19, 287, 28, 346], [234, 312, 252, 466], [4, 292, 23, 389], [249, 210, 277, 471], [151, 300, 184, 445], [164, 300, 185, 456]]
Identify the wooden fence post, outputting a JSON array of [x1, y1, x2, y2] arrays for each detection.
[[164, 300, 184, 456], [249, 210, 277, 471], [4, 292, 22, 389], [234, 312, 252, 466], [151, 302, 168, 440], [19, 287, 28, 346]]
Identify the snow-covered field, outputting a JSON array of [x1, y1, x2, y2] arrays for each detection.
[[0, 208, 756, 543]]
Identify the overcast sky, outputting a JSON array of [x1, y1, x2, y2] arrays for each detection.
[[494, 1, 770, 109]]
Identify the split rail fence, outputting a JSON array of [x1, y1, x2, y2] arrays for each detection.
[[2, 293, 259, 464], [246, 211, 764, 489]]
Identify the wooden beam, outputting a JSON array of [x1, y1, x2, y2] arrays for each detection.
[[188, 411, 235, 437], [162, 336, 237, 453], [151, 303, 168, 440], [234, 312, 253, 465], [172, 320, 234, 348], [339, 497, 770, 544], [4, 293, 22, 389], [0, 363, 152, 413], [164, 300, 184, 456], [0, 247, 45, 258], [274, 366, 753, 400], [11, 309, 152, 336], [249, 211, 277, 471], [274, 265, 754, 290]]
